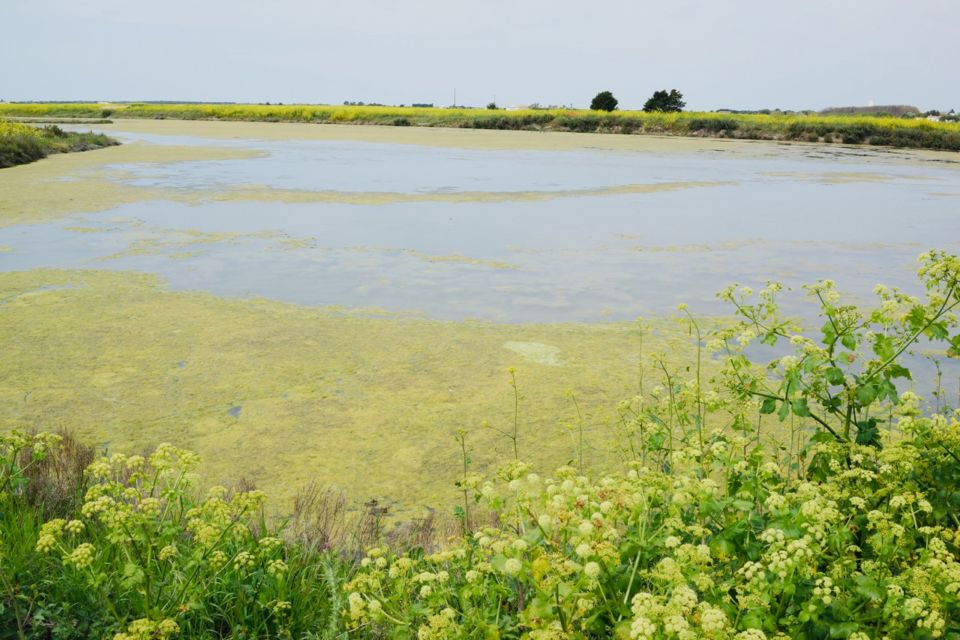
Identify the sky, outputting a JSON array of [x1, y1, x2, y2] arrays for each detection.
[[2, 0, 958, 111]]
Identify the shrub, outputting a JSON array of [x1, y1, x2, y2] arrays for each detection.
[[590, 91, 619, 112]]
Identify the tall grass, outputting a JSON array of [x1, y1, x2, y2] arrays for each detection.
[[2, 103, 958, 151]]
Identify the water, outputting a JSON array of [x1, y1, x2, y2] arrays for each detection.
[[2, 123, 959, 322]]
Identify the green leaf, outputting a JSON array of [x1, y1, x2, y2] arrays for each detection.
[[855, 419, 880, 447], [886, 364, 911, 380], [760, 397, 777, 414], [856, 384, 878, 407], [829, 623, 860, 638], [120, 562, 144, 589], [792, 398, 812, 417], [840, 333, 857, 351], [872, 334, 895, 360], [825, 366, 846, 386], [777, 399, 790, 421], [853, 574, 884, 601]]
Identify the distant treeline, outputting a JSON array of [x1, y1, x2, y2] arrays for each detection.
[[821, 105, 921, 117], [2, 103, 959, 152]]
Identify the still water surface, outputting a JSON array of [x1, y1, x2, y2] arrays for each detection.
[[2, 123, 959, 322]]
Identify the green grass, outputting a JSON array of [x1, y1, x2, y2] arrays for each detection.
[[2, 103, 959, 151]]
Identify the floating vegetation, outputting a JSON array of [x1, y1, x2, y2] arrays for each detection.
[[0, 141, 265, 227], [0, 269, 701, 510]]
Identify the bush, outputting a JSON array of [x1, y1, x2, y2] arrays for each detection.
[[643, 89, 685, 112], [590, 91, 619, 112]]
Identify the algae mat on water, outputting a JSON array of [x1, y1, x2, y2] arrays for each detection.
[[0, 141, 266, 227], [0, 269, 698, 514]]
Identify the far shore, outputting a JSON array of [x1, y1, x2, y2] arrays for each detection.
[[2, 102, 959, 153]]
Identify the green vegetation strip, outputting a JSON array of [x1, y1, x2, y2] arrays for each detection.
[[2, 102, 959, 151], [0, 120, 117, 169], [3, 252, 960, 638]]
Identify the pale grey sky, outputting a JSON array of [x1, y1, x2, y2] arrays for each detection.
[[2, 0, 958, 111]]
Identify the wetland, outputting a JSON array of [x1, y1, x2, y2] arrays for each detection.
[[2, 119, 959, 512]]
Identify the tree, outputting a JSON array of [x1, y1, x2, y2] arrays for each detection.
[[643, 89, 685, 112], [590, 91, 618, 112]]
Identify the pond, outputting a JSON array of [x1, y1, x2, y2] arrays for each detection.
[[3, 120, 958, 321], [1, 120, 958, 509]]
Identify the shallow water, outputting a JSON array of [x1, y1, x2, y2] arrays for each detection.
[[1, 122, 958, 321], [2, 121, 960, 507]]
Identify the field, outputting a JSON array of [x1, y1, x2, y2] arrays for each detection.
[[2, 102, 959, 151], [3, 252, 960, 638], [0, 120, 117, 168]]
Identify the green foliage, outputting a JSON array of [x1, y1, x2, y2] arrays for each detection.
[[3, 252, 960, 638], [643, 89, 685, 113], [0, 120, 117, 169], [590, 92, 619, 112], [1, 437, 344, 638], [716, 250, 960, 447]]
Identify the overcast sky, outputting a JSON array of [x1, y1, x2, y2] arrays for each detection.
[[2, 0, 957, 111]]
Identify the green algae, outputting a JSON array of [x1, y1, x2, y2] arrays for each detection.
[[0, 142, 265, 227], [760, 170, 939, 184], [0, 269, 702, 514], [502, 341, 563, 366], [77, 220, 521, 272]]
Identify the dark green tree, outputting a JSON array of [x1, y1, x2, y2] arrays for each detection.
[[590, 91, 618, 112], [643, 89, 685, 112]]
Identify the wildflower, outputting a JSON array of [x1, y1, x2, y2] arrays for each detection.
[[504, 558, 522, 576], [65, 519, 85, 535], [159, 544, 178, 561], [66, 543, 95, 569], [630, 616, 657, 640], [157, 619, 179, 638], [233, 551, 255, 570], [347, 592, 366, 623], [209, 550, 228, 569], [36, 534, 57, 554], [778, 355, 799, 371], [584, 561, 601, 579]]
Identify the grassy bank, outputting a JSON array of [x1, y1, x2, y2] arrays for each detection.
[[2, 252, 960, 638], [2, 103, 959, 152], [0, 120, 117, 169]]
